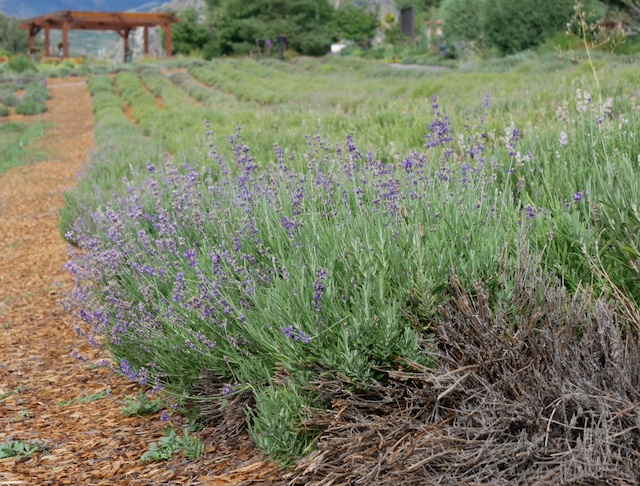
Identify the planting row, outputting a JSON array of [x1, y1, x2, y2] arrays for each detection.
[[62, 56, 640, 464]]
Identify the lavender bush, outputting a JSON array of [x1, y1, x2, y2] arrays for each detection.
[[63, 60, 640, 464]]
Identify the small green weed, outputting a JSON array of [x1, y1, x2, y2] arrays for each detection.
[[140, 427, 204, 463], [178, 427, 205, 460], [0, 122, 47, 176], [14, 410, 30, 421], [57, 388, 111, 407], [0, 440, 45, 459], [120, 390, 165, 416], [0, 385, 21, 401]]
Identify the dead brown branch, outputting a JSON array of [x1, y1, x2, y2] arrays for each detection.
[[283, 249, 640, 485]]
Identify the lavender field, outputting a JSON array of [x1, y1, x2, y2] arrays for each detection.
[[61, 55, 640, 483]]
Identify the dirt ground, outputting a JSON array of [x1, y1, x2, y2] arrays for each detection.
[[0, 78, 277, 485]]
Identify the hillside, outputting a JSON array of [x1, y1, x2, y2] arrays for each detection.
[[0, 1, 162, 18]]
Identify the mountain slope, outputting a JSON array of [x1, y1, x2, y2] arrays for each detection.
[[0, 1, 162, 18]]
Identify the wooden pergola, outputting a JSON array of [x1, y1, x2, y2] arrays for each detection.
[[20, 11, 179, 61]]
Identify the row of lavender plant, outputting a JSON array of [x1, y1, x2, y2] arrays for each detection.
[[59, 75, 166, 237], [64, 82, 640, 462]]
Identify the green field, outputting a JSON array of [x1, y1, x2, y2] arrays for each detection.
[[61, 54, 640, 482]]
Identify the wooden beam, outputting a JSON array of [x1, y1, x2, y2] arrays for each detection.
[[62, 19, 69, 58], [45, 26, 50, 57], [162, 24, 172, 58], [144, 26, 149, 55], [116, 28, 132, 63], [28, 25, 35, 52]]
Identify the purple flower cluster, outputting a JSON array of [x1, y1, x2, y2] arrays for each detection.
[[65, 92, 562, 402], [282, 325, 311, 344], [313, 267, 327, 313]]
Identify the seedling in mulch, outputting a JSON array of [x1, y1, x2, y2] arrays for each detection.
[[57, 387, 111, 407], [120, 389, 165, 416], [14, 410, 30, 421], [0, 440, 45, 459], [0, 385, 22, 402], [141, 428, 181, 463], [178, 425, 205, 460], [140, 426, 204, 463]]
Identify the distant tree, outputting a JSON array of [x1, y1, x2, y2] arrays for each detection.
[[0, 14, 35, 55], [440, 0, 485, 48], [332, 4, 378, 48], [171, 9, 212, 56], [394, 0, 442, 12], [210, 0, 336, 56], [616, 1, 640, 33], [481, 0, 574, 54]]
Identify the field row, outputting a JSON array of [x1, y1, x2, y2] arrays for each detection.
[[60, 56, 640, 473]]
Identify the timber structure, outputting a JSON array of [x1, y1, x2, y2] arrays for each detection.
[[20, 11, 179, 61]]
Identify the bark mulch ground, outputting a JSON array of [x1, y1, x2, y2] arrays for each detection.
[[0, 78, 278, 485]]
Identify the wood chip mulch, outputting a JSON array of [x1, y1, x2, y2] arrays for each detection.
[[0, 78, 279, 485]]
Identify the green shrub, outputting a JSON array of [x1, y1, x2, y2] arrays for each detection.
[[0, 89, 19, 107], [293, 29, 334, 56], [441, 0, 486, 50], [481, 0, 574, 54], [15, 98, 45, 115], [0, 105, 9, 116], [23, 80, 49, 103], [6, 55, 37, 74]]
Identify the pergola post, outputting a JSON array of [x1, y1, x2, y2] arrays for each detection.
[[45, 26, 50, 57], [144, 26, 149, 55], [162, 24, 172, 58], [62, 19, 69, 58], [28, 26, 40, 52], [117, 28, 132, 62]]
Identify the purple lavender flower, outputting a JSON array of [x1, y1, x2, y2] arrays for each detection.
[[524, 205, 536, 219], [71, 349, 88, 362], [160, 410, 170, 421], [313, 268, 327, 312], [426, 96, 453, 150], [282, 325, 311, 344], [508, 127, 520, 157], [172, 272, 186, 303], [559, 131, 568, 146], [184, 248, 197, 267], [281, 216, 298, 236], [119, 358, 137, 381], [573, 191, 584, 202]]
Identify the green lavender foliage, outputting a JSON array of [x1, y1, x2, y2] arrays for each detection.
[[61, 55, 640, 464]]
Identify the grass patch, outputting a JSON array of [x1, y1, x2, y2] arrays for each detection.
[[0, 122, 47, 176], [57, 388, 111, 407]]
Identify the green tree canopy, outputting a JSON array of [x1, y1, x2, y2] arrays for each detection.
[[203, 0, 383, 57], [332, 4, 379, 48], [206, 0, 339, 56], [171, 9, 212, 56], [0, 14, 34, 55]]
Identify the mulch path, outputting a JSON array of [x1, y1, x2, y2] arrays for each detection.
[[0, 78, 278, 485]]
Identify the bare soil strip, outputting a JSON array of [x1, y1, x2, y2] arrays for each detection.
[[0, 78, 276, 485]]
